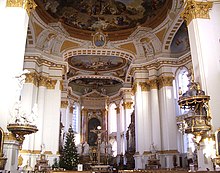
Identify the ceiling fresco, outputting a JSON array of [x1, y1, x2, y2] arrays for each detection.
[[170, 23, 190, 53], [69, 78, 123, 96], [37, 0, 167, 32], [68, 55, 127, 72]]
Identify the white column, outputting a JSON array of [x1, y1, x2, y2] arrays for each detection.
[[35, 78, 47, 152], [0, 1, 31, 131], [21, 73, 38, 152], [149, 79, 162, 150], [115, 105, 122, 164], [182, 1, 220, 132], [159, 76, 178, 168], [43, 80, 61, 155]]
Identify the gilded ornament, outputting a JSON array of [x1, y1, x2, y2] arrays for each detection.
[[4, 132, 16, 141], [25, 72, 38, 86], [69, 106, 73, 113], [181, 0, 213, 26], [61, 101, 68, 108], [158, 76, 174, 89], [46, 79, 57, 89], [38, 76, 48, 87], [131, 83, 137, 94], [139, 82, 150, 92], [18, 155, 23, 166], [6, 0, 37, 16], [149, 79, 158, 90], [122, 102, 133, 109], [115, 107, 120, 114], [59, 80, 64, 91]]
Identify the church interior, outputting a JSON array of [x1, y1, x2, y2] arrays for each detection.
[[0, 0, 220, 172]]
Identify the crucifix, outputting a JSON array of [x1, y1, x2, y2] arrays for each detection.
[[90, 125, 106, 165]]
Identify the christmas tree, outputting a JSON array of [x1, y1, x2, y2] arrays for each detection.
[[59, 125, 79, 170]]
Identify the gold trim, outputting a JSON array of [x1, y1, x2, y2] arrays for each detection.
[[181, 0, 213, 26], [131, 82, 137, 94], [0, 128, 4, 157], [38, 76, 48, 87], [115, 107, 120, 114], [46, 79, 57, 89], [25, 72, 38, 86], [59, 80, 64, 91], [158, 76, 174, 89], [44, 151, 53, 155], [149, 79, 158, 90], [18, 155, 23, 166], [69, 106, 73, 113], [4, 132, 16, 141], [122, 102, 133, 109], [6, 0, 37, 16], [61, 101, 68, 108], [139, 82, 150, 92], [158, 150, 179, 154]]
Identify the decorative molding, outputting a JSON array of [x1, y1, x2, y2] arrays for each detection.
[[6, 0, 37, 16], [181, 0, 213, 26], [46, 79, 57, 89], [158, 76, 174, 89], [69, 106, 73, 114], [157, 150, 179, 154], [149, 79, 158, 90], [59, 80, 64, 91], [131, 82, 137, 95], [4, 133, 16, 141], [38, 76, 48, 87], [61, 101, 68, 108], [139, 82, 150, 92], [115, 107, 120, 114], [25, 72, 38, 86], [122, 102, 133, 109]]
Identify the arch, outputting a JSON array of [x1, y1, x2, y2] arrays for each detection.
[[63, 49, 135, 62]]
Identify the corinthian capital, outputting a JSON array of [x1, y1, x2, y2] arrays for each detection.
[[181, 0, 213, 26]]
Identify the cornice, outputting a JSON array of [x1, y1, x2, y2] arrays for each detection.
[[181, 0, 213, 26]]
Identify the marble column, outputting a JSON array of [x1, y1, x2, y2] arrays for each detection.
[[181, 1, 220, 170], [149, 78, 162, 151], [158, 76, 178, 168], [115, 105, 122, 164]]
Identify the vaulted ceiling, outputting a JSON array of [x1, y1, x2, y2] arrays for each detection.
[[27, 0, 189, 97]]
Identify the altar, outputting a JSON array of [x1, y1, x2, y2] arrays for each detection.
[[90, 165, 113, 172]]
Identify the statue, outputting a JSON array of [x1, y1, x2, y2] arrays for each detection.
[[40, 143, 45, 154], [83, 141, 90, 155], [100, 141, 105, 154], [77, 143, 82, 155], [107, 143, 112, 155]]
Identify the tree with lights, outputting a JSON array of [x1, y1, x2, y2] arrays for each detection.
[[59, 125, 79, 170]]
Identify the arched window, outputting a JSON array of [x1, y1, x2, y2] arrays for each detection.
[[72, 102, 80, 144], [175, 67, 189, 115]]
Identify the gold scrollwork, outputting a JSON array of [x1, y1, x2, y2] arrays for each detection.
[[38, 76, 48, 87], [6, 0, 37, 16], [131, 82, 137, 94], [149, 79, 158, 90], [46, 79, 57, 89], [158, 76, 174, 89], [61, 101, 68, 108], [139, 82, 150, 92], [25, 72, 38, 86], [122, 102, 133, 109], [181, 0, 213, 26], [115, 107, 120, 114]]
